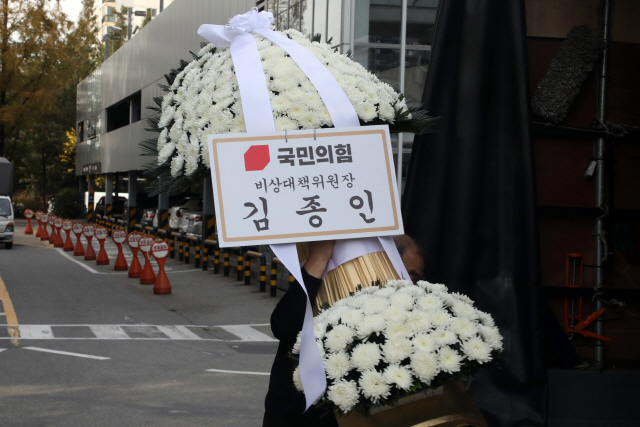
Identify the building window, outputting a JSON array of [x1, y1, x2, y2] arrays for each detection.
[[261, 0, 340, 45], [77, 122, 85, 143], [106, 91, 141, 133]]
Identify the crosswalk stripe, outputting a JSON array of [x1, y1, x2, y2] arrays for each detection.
[[219, 325, 277, 342], [19, 325, 54, 339], [156, 325, 202, 340], [89, 325, 130, 339]]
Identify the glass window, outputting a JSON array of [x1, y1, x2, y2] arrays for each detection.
[[354, 0, 402, 45], [313, 0, 327, 40], [300, 0, 313, 35], [404, 49, 430, 107], [406, 0, 438, 45], [353, 46, 401, 92]]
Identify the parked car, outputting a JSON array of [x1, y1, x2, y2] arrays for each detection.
[[95, 196, 127, 218], [0, 195, 14, 249], [140, 208, 157, 229], [169, 196, 203, 229], [181, 211, 203, 236]]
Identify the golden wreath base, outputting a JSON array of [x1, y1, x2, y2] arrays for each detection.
[[336, 382, 487, 427]]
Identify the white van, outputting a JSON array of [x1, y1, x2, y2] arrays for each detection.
[[0, 195, 14, 249]]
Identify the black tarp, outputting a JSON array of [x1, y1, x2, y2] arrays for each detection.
[[402, 1, 546, 426]]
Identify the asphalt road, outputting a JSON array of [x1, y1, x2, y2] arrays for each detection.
[[0, 222, 282, 426]]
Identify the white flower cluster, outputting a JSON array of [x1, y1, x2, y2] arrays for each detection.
[[291, 280, 502, 413], [157, 28, 409, 178]]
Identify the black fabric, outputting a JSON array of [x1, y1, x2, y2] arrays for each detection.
[[402, 1, 546, 426], [263, 268, 338, 427]]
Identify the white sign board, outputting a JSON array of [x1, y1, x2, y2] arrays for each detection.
[[208, 125, 403, 247]]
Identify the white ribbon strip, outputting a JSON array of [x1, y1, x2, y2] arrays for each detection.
[[270, 243, 326, 408], [198, 8, 407, 410]]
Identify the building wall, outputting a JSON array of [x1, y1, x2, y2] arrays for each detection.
[[77, 0, 255, 176]]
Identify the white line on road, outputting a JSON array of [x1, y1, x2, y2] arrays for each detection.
[[23, 347, 110, 360], [0, 312, 5, 316], [219, 325, 277, 342], [56, 248, 101, 274], [156, 325, 203, 340], [205, 368, 269, 376], [0, 348, 6, 353], [18, 325, 54, 339], [89, 325, 130, 339]]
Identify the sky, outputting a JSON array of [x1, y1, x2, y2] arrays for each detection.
[[60, 0, 84, 23]]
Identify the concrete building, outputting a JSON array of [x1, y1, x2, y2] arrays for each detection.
[[94, 0, 177, 41]]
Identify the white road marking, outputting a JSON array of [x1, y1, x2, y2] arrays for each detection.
[[89, 325, 130, 339], [219, 325, 277, 342], [56, 248, 100, 274], [0, 312, 5, 316], [23, 347, 110, 360], [0, 348, 6, 353], [205, 368, 269, 376], [156, 325, 202, 340], [18, 325, 54, 339]]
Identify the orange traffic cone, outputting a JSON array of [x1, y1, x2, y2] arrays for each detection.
[[112, 230, 128, 271], [95, 226, 109, 265], [127, 232, 142, 278], [139, 237, 156, 285], [152, 241, 171, 294], [83, 225, 96, 261], [24, 209, 34, 234], [62, 220, 74, 251], [73, 223, 85, 256], [48, 217, 56, 244], [40, 214, 49, 241], [54, 219, 64, 248], [35, 212, 43, 238]]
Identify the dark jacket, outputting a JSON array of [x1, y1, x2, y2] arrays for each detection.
[[263, 268, 338, 427]]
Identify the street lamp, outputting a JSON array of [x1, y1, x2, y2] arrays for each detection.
[[104, 26, 122, 60]]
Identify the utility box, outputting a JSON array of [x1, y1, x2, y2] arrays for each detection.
[[0, 157, 14, 195]]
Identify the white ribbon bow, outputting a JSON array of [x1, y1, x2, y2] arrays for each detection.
[[197, 8, 273, 48]]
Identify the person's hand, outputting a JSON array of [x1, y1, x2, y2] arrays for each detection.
[[304, 240, 335, 279]]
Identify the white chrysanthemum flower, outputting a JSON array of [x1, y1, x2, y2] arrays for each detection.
[[449, 318, 477, 339], [360, 286, 380, 295], [327, 379, 360, 412], [359, 370, 391, 403], [438, 346, 463, 374], [424, 282, 448, 293], [389, 292, 415, 311], [430, 310, 452, 327], [274, 115, 298, 131], [314, 322, 328, 340], [354, 100, 377, 122], [324, 351, 352, 380], [410, 351, 439, 384], [351, 342, 381, 371], [382, 305, 408, 323], [451, 300, 479, 320], [384, 364, 413, 391], [157, 141, 175, 165], [340, 308, 364, 328], [382, 337, 413, 364], [407, 309, 432, 333], [375, 287, 395, 298], [200, 141, 211, 168], [439, 293, 457, 307], [292, 333, 302, 355], [325, 306, 349, 325], [158, 105, 175, 128], [431, 327, 458, 346], [324, 324, 354, 353], [170, 153, 184, 177], [413, 333, 436, 353], [462, 337, 493, 364], [361, 297, 389, 315], [356, 315, 386, 339], [385, 322, 413, 340], [292, 366, 304, 392], [477, 311, 496, 327], [479, 325, 503, 351], [451, 292, 474, 305]]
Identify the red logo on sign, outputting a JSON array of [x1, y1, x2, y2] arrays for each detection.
[[244, 145, 270, 171]]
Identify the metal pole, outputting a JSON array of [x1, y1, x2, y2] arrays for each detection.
[[593, 0, 611, 367], [397, 0, 407, 196], [159, 0, 164, 13], [127, 8, 132, 40]]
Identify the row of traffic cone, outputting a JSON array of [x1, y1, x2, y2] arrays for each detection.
[[25, 210, 171, 294]]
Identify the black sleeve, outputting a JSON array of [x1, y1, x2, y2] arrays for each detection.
[[270, 267, 323, 343]]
